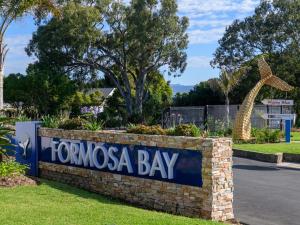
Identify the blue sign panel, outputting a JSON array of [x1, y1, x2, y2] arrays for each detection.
[[38, 137, 202, 187], [15, 122, 41, 176], [285, 119, 292, 143]]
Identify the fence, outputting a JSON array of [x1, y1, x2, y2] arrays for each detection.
[[162, 106, 205, 128], [163, 105, 294, 131]]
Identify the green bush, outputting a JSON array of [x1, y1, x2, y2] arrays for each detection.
[[4, 115, 31, 126], [127, 125, 166, 135], [84, 120, 105, 131], [58, 118, 87, 130], [208, 128, 232, 137], [0, 125, 14, 162], [127, 124, 202, 137], [80, 113, 95, 121], [251, 128, 283, 143], [41, 115, 60, 128], [0, 160, 28, 177], [168, 124, 202, 137]]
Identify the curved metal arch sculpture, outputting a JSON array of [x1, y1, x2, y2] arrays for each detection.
[[233, 58, 294, 140]]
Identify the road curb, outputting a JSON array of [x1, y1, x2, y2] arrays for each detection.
[[277, 162, 300, 170], [233, 149, 283, 163], [234, 149, 300, 164], [282, 153, 300, 163]]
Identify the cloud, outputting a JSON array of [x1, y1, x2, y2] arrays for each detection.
[[5, 35, 31, 56], [187, 56, 212, 68], [178, 0, 259, 45], [3, 0, 260, 76], [188, 28, 225, 44], [4, 58, 33, 75], [178, 0, 259, 15], [189, 19, 232, 29], [4, 34, 33, 74]]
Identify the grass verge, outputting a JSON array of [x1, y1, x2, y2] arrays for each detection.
[[234, 142, 300, 154], [291, 132, 300, 141], [0, 180, 223, 225]]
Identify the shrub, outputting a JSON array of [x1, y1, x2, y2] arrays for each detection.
[[251, 128, 282, 143], [41, 115, 60, 128], [5, 115, 31, 126], [15, 115, 31, 123], [127, 124, 203, 137], [206, 117, 227, 133], [0, 160, 28, 177], [58, 118, 87, 130], [268, 129, 283, 143], [169, 124, 202, 137], [84, 120, 105, 131], [0, 125, 14, 162], [208, 128, 232, 137], [127, 125, 166, 135]]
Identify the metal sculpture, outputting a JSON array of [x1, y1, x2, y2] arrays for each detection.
[[233, 58, 294, 140]]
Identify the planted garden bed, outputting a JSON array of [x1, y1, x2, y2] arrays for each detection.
[[0, 175, 37, 187], [0, 160, 37, 187]]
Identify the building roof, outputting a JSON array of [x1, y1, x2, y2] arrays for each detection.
[[86, 88, 116, 98]]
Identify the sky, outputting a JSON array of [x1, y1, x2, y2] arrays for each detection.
[[4, 0, 260, 86]]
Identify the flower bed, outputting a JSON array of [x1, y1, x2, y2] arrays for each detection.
[[0, 160, 37, 187], [0, 175, 37, 187]]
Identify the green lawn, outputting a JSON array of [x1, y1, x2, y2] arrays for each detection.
[[0, 180, 223, 225], [291, 132, 300, 141], [234, 142, 300, 154]]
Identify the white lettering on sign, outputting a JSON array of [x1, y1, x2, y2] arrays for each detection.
[[261, 99, 294, 106], [138, 150, 151, 175], [51, 140, 179, 180], [261, 113, 296, 120]]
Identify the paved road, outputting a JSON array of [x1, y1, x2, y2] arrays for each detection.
[[233, 157, 300, 225]]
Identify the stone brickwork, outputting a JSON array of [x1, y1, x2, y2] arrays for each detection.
[[38, 128, 234, 221]]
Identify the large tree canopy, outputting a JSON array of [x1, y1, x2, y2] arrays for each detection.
[[211, 0, 300, 124], [211, 0, 300, 72], [27, 0, 188, 120]]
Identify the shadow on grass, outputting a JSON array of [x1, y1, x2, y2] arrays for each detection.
[[36, 178, 125, 207], [35, 178, 185, 219]]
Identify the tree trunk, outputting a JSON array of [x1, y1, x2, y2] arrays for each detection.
[[135, 90, 143, 116], [0, 69, 3, 110], [225, 95, 230, 128], [124, 95, 133, 116], [134, 71, 147, 119], [0, 40, 5, 110]]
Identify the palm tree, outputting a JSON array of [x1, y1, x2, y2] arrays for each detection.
[[0, 0, 59, 109], [211, 68, 246, 128]]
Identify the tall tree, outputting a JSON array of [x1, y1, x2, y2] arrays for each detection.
[[211, 0, 300, 123], [211, 0, 300, 86], [0, 0, 58, 109], [27, 0, 188, 121], [142, 71, 173, 124], [210, 69, 245, 127]]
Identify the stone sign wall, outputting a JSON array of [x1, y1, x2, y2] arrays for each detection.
[[36, 128, 234, 222]]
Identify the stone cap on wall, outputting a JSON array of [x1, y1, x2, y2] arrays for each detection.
[[38, 128, 231, 151]]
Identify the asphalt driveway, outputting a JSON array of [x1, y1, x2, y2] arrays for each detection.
[[233, 157, 300, 225]]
